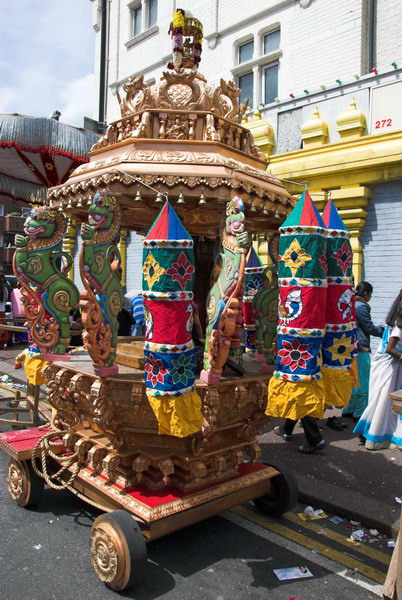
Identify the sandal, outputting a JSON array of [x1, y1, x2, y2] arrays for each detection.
[[274, 425, 292, 442], [298, 440, 326, 454], [326, 416, 347, 431]]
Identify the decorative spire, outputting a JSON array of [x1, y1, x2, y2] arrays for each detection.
[[282, 189, 326, 229], [243, 112, 275, 157], [300, 106, 329, 149], [336, 96, 367, 140], [322, 198, 348, 231]]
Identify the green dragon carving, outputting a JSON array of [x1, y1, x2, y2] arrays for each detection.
[[13, 206, 80, 355], [79, 189, 123, 371], [253, 234, 279, 366], [200, 196, 251, 384]]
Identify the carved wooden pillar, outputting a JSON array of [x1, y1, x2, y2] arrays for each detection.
[[62, 218, 77, 281], [118, 229, 128, 289]]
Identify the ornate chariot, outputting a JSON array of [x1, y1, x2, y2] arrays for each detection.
[[1, 10, 298, 592]]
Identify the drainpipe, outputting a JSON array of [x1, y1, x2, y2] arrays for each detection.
[[368, 0, 377, 71], [98, 0, 108, 133]]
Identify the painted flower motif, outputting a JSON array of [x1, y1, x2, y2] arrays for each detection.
[[246, 275, 264, 295], [332, 242, 352, 275], [165, 251, 194, 289], [170, 353, 195, 386], [319, 254, 327, 275], [144, 354, 168, 387], [326, 334, 355, 365], [281, 239, 312, 276], [278, 339, 313, 372], [143, 252, 165, 289]]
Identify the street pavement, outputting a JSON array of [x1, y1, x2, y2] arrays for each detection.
[[0, 345, 399, 598]]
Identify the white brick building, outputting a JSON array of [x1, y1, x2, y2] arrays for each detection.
[[91, 0, 402, 124]]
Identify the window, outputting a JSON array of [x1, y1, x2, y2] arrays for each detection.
[[147, 0, 157, 27], [238, 72, 254, 108], [238, 40, 254, 64], [132, 4, 142, 37], [263, 30, 280, 55], [264, 63, 279, 104], [232, 27, 281, 109]]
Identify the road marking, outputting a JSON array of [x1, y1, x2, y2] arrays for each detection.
[[223, 510, 383, 598], [231, 505, 386, 585], [284, 512, 391, 566]]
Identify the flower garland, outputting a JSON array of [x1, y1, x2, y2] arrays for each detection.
[[167, 9, 203, 70], [168, 9, 185, 69]]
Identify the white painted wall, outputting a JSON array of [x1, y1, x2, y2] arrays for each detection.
[[90, 0, 402, 124]]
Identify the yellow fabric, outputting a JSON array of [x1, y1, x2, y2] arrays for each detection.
[[349, 358, 359, 388], [24, 354, 49, 385], [146, 390, 204, 437], [267, 377, 326, 420], [321, 367, 352, 408]]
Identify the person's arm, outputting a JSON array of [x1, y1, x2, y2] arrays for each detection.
[[357, 303, 383, 338], [386, 327, 402, 360]]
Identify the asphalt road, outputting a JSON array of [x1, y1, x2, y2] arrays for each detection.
[[0, 434, 385, 600]]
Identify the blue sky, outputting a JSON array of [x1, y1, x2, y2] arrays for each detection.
[[0, 0, 95, 127]]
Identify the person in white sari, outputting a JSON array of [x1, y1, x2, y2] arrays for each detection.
[[354, 290, 402, 450]]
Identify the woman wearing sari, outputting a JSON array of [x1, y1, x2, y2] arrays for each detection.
[[354, 290, 402, 450]]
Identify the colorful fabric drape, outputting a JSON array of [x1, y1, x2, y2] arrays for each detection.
[[242, 247, 265, 352], [142, 201, 203, 437], [321, 199, 357, 406], [267, 190, 327, 420]]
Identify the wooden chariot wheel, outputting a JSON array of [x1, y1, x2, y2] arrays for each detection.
[[89, 510, 147, 591], [7, 458, 44, 507]]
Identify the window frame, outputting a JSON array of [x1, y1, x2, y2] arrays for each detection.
[[237, 71, 254, 109], [263, 61, 279, 105], [238, 39, 254, 65], [262, 28, 281, 57], [232, 26, 281, 109], [130, 2, 143, 38], [126, 0, 159, 48], [147, 0, 157, 28]]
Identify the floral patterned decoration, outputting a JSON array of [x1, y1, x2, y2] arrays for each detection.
[[319, 253, 327, 276], [332, 242, 352, 276], [165, 251, 195, 290], [246, 275, 264, 295], [281, 238, 312, 277], [144, 354, 168, 387], [143, 252, 166, 289], [326, 334, 355, 365], [170, 353, 195, 387], [277, 339, 313, 372]]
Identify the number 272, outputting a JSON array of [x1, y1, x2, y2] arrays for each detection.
[[375, 118, 392, 128]]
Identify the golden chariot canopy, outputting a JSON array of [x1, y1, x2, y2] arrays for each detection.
[[48, 48, 292, 236]]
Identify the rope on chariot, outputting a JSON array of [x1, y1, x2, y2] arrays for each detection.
[[31, 425, 81, 490]]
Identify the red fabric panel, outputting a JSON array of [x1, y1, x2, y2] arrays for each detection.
[[145, 299, 192, 345], [326, 285, 356, 324], [242, 302, 255, 326], [278, 286, 327, 329]]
